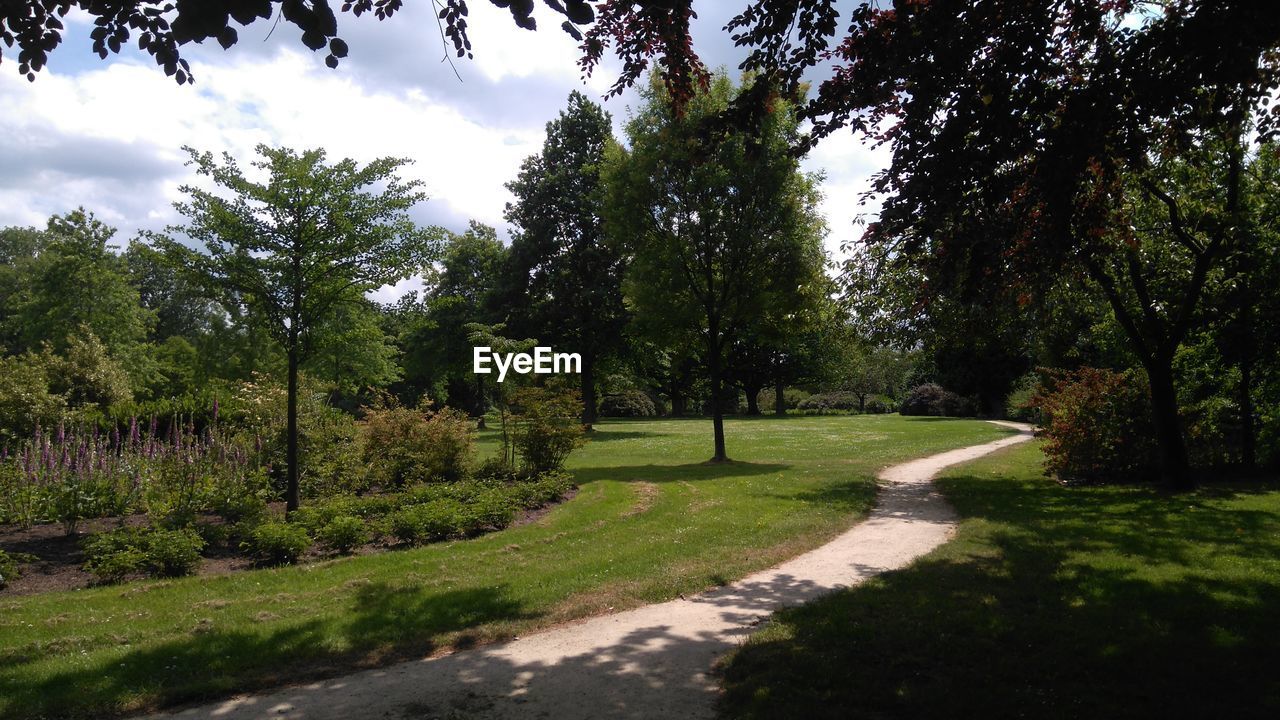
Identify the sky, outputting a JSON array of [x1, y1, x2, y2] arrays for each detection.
[[0, 2, 887, 302]]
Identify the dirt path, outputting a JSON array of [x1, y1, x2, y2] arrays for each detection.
[[148, 422, 1033, 720]]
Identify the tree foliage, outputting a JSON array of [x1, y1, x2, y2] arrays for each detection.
[[504, 91, 627, 424], [160, 144, 439, 510], [606, 71, 822, 460]]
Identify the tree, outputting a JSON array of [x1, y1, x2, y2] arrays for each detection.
[[795, 3, 1280, 488], [399, 222, 507, 413], [606, 72, 821, 461], [161, 144, 439, 511], [4, 210, 152, 357], [124, 241, 220, 342], [504, 91, 628, 426], [2, 0, 597, 84]]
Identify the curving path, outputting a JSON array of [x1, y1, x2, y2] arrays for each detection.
[[148, 421, 1034, 720]]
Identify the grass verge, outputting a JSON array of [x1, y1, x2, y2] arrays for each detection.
[[718, 440, 1280, 719], [0, 415, 1009, 719]]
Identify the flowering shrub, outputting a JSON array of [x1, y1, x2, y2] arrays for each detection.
[[362, 404, 474, 486], [0, 412, 269, 533], [1031, 367, 1157, 483]]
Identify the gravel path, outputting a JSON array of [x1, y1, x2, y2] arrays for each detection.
[[148, 422, 1033, 720]]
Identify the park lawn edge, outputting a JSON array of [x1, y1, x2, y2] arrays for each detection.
[[0, 415, 1014, 720]]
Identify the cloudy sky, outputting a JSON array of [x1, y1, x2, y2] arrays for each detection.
[[0, 2, 886, 301]]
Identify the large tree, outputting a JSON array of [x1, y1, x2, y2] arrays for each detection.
[[162, 144, 438, 511], [3, 210, 152, 357], [794, 2, 1280, 488], [504, 91, 627, 426], [606, 72, 820, 461]]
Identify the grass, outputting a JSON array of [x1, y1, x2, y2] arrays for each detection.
[[718, 440, 1280, 719], [0, 415, 1011, 719]]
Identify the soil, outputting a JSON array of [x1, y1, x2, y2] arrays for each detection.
[[1, 489, 578, 597]]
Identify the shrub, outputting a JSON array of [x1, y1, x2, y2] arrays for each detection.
[[510, 386, 586, 473], [1031, 367, 1157, 483], [0, 549, 37, 590], [317, 515, 369, 555], [299, 407, 368, 499], [755, 387, 812, 412], [599, 390, 657, 417], [386, 500, 465, 545], [1005, 373, 1044, 424], [145, 528, 205, 577], [362, 404, 474, 486], [244, 522, 312, 565], [475, 455, 518, 482], [0, 353, 65, 443], [899, 383, 975, 417], [510, 471, 575, 507], [864, 396, 895, 414], [797, 392, 861, 413], [460, 489, 519, 533], [83, 527, 150, 583]]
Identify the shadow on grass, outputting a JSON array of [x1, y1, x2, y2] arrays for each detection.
[[0, 584, 537, 719], [570, 461, 789, 485], [719, 471, 1280, 720]]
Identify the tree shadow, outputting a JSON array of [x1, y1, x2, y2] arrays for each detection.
[[719, 471, 1280, 719], [2, 564, 866, 720], [570, 461, 789, 485], [0, 584, 537, 719]]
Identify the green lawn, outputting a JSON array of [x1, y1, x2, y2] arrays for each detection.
[[0, 415, 1010, 719], [718, 441, 1280, 719]]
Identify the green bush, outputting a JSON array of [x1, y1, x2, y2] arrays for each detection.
[[899, 383, 975, 417], [797, 392, 862, 413], [1031, 367, 1156, 483], [299, 408, 368, 499], [461, 489, 519, 532], [0, 353, 66, 443], [510, 386, 586, 473], [599, 390, 657, 417], [82, 526, 205, 581], [317, 516, 368, 555], [144, 528, 205, 577], [864, 395, 895, 414], [474, 455, 518, 481], [82, 527, 150, 583], [755, 387, 812, 412], [1004, 374, 1044, 424], [243, 522, 312, 565], [386, 500, 464, 545], [362, 404, 474, 486], [0, 549, 36, 590]]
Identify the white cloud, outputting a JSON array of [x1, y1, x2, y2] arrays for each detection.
[[1, 6, 887, 294]]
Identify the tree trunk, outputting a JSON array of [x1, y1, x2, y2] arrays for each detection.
[[670, 389, 686, 417], [857, 392, 867, 413], [581, 349, 597, 427], [774, 380, 786, 416], [285, 346, 300, 513], [744, 383, 761, 415], [1148, 360, 1193, 490], [708, 324, 728, 462], [1240, 337, 1255, 469]]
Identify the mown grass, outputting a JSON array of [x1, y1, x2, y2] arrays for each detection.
[[718, 440, 1280, 719], [0, 415, 1010, 719]]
